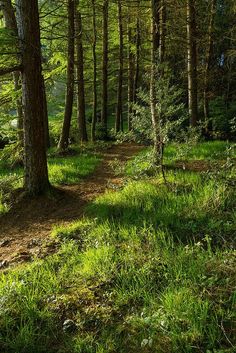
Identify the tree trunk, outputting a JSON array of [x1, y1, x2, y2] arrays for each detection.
[[187, 0, 198, 127], [127, 9, 135, 131], [42, 77, 50, 148], [91, 0, 97, 142], [150, 0, 162, 165], [58, 0, 75, 150], [115, 0, 123, 133], [159, 0, 166, 62], [16, 0, 50, 195], [75, 8, 88, 142], [203, 0, 216, 137], [133, 0, 140, 108], [101, 0, 108, 137], [0, 0, 23, 144]]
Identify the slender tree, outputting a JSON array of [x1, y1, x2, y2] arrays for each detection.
[[58, 0, 75, 150], [203, 0, 216, 137], [91, 0, 97, 142], [187, 0, 198, 127], [159, 0, 166, 62], [101, 0, 108, 137], [127, 7, 135, 131], [16, 0, 50, 195], [75, 6, 88, 142], [133, 0, 141, 107], [150, 0, 162, 165], [0, 0, 23, 144], [115, 0, 124, 133]]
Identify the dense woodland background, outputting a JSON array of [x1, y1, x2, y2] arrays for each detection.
[[0, 0, 236, 186], [0, 1, 236, 353]]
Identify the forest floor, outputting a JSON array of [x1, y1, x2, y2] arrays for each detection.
[[0, 142, 144, 267], [0, 140, 235, 353]]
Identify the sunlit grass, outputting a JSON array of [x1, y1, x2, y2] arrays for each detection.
[[48, 154, 100, 185], [0, 150, 101, 214], [1, 140, 235, 352]]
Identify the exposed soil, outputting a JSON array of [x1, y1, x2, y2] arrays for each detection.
[[0, 143, 144, 268]]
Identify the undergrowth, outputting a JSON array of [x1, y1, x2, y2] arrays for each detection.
[[0, 141, 235, 352]]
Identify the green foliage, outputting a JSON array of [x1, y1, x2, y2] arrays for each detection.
[[210, 97, 236, 138], [131, 64, 187, 145]]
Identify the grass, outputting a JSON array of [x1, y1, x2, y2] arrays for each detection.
[[0, 141, 235, 352], [0, 146, 101, 213]]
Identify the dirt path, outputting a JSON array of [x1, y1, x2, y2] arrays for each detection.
[[0, 143, 143, 268]]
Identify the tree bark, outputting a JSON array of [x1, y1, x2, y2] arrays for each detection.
[[58, 0, 75, 150], [159, 0, 166, 62], [101, 0, 108, 137], [42, 77, 50, 148], [91, 0, 97, 142], [115, 0, 123, 133], [16, 0, 50, 195], [150, 0, 162, 165], [127, 8, 135, 131], [203, 0, 216, 137], [187, 0, 198, 127], [75, 8, 88, 142], [133, 0, 140, 107]]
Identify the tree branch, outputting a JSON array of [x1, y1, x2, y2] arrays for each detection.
[[0, 65, 22, 76]]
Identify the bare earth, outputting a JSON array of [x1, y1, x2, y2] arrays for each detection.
[[0, 143, 143, 268]]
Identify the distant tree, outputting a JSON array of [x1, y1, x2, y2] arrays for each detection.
[[58, 0, 75, 150], [186, 0, 198, 127], [75, 5, 88, 142], [101, 0, 108, 137], [0, 0, 23, 144], [91, 0, 97, 142], [115, 0, 123, 133]]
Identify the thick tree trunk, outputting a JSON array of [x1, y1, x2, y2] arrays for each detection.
[[75, 8, 88, 142], [203, 0, 216, 137], [91, 0, 97, 142], [58, 0, 75, 150], [101, 0, 108, 137], [16, 0, 50, 195], [0, 0, 23, 144], [187, 0, 198, 127], [150, 0, 162, 165], [115, 0, 123, 133]]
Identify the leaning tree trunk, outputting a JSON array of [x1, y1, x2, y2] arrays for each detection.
[[16, 0, 50, 195], [0, 0, 23, 144], [91, 0, 97, 142], [58, 0, 75, 150], [101, 0, 108, 138], [75, 7, 88, 142], [187, 0, 198, 127], [203, 0, 216, 138], [150, 0, 162, 165]]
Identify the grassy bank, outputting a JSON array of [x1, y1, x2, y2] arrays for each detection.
[[0, 141, 235, 352]]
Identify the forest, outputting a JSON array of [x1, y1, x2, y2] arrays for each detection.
[[0, 0, 235, 352]]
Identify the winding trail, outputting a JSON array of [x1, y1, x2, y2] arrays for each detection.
[[0, 143, 143, 267]]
